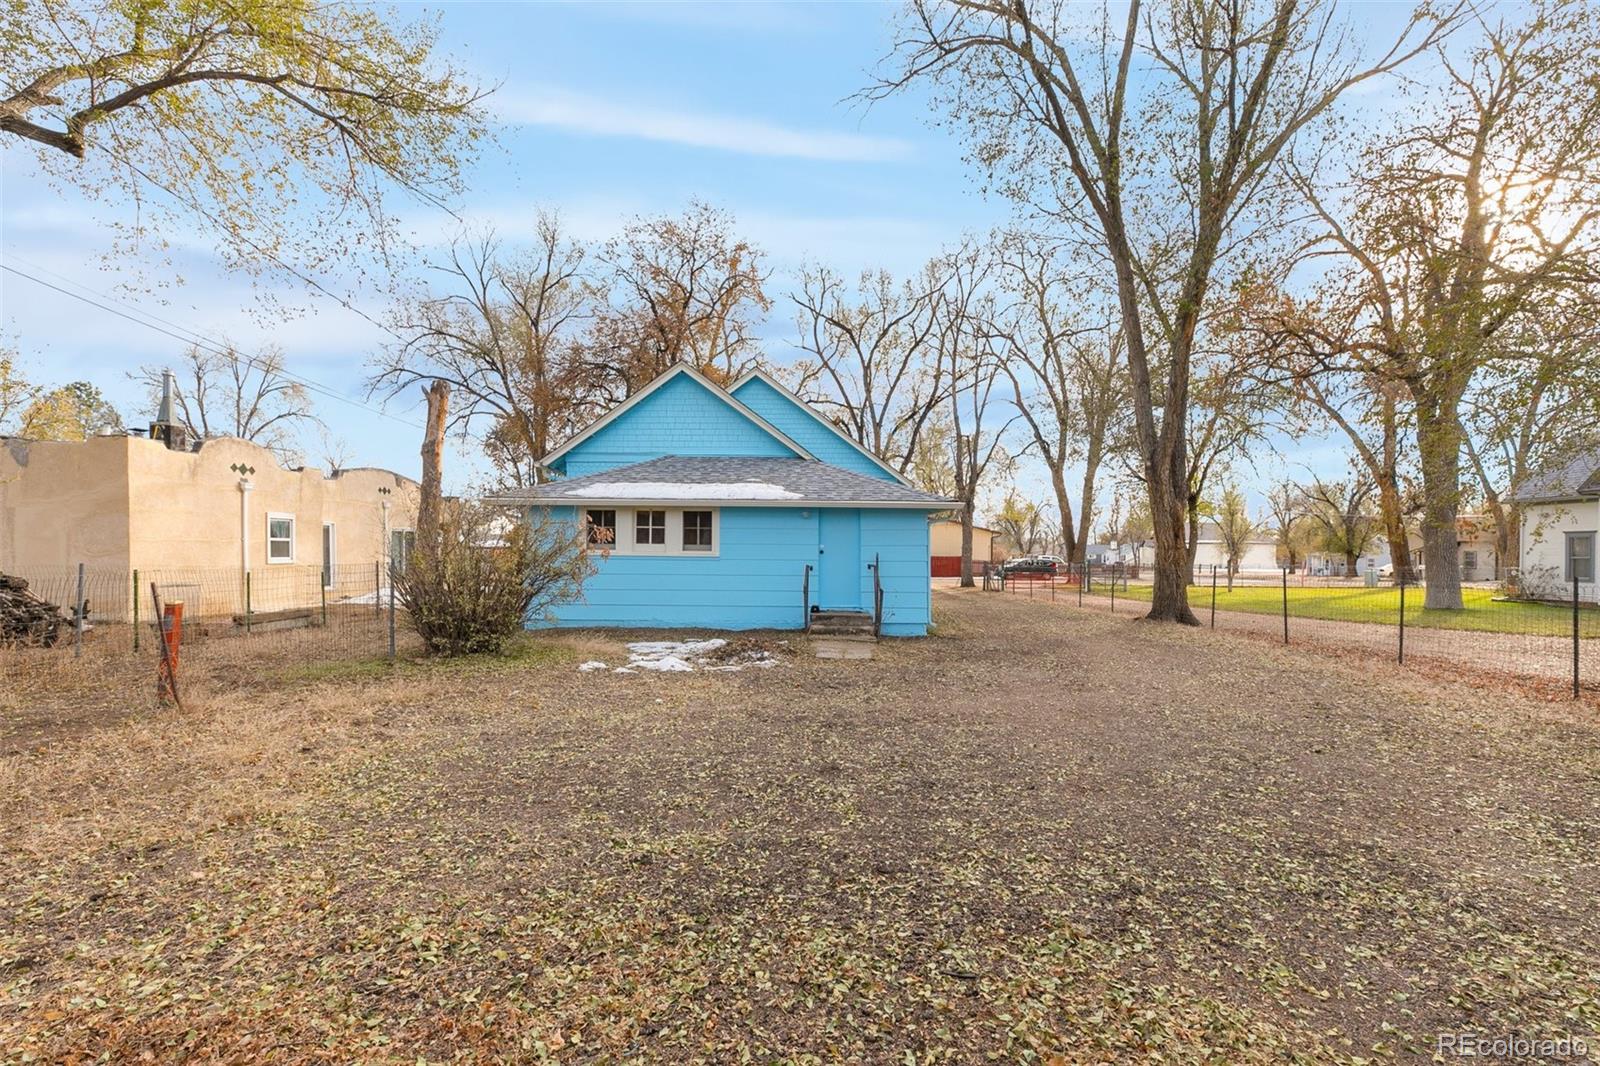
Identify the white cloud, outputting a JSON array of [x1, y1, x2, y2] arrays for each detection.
[[493, 86, 913, 163]]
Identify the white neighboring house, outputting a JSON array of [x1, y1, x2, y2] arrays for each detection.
[[1192, 521, 1280, 574], [1509, 447, 1599, 604]]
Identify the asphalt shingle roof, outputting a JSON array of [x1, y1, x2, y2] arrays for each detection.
[[490, 456, 957, 508], [1508, 446, 1600, 504]]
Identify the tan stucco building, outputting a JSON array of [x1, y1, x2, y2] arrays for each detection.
[[929, 519, 999, 576], [1, 432, 417, 613]]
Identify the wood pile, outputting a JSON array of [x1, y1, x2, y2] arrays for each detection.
[[0, 574, 67, 647]]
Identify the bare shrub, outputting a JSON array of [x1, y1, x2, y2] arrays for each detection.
[[395, 504, 591, 656]]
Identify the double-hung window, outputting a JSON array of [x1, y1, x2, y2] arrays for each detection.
[[1568, 532, 1596, 583], [683, 510, 714, 552], [267, 513, 295, 563]]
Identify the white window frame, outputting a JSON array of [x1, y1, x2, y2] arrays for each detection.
[[1567, 531, 1596, 583], [390, 527, 416, 573], [681, 509, 716, 553], [632, 508, 670, 554], [322, 522, 336, 587], [583, 508, 618, 551], [608, 507, 721, 557], [266, 512, 296, 564]]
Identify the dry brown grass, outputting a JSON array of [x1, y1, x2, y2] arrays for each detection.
[[2, 591, 1598, 1062]]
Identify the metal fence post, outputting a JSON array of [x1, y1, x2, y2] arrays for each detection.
[[1078, 562, 1084, 606], [1281, 566, 1289, 644], [1110, 567, 1116, 614], [132, 568, 140, 653], [245, 571, 252, 635], [1398, 572, 1406, 664], [1576, 573, 1582, 700], [70, 562, 85, 657], [388, 562, 397, 660], [374, 560, 381, 616], [1210, 564, 1218, 629]]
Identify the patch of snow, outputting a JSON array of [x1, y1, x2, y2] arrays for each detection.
[[563, 481, 802, 501], [633, 655, 695, 672], [583, 636, 781, 675], [628, 638, 726, 660]]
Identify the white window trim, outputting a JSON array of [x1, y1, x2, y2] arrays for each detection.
[[1567, 530, 1596, 583], [606, 507, 721, 557], [266, 512, 296, 564], [322, 522, 337, 587], [390, 527, 416, 572]]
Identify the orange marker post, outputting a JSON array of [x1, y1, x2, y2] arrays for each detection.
[[158, 600, 183, 703]]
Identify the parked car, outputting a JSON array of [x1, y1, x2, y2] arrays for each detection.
[[1002, 556, 1058, 575]]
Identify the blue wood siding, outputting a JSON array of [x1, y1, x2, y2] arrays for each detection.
[[860, 509, 931, 637], [730, 377, 901, 482], [534, 504, 931, 635], [556, 373, 800, 477]]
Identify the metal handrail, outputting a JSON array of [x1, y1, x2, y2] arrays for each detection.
[[868, 553, 883, 637], [803, 563, 813, 633]]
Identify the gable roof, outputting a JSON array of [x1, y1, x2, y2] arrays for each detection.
[[729, 368, 913, 487], [539, 364, 816, 470], [492, 456, 957, 509], [1509, 446, 1600, 505]]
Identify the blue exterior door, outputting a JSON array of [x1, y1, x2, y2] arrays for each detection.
[[818, 508, 861, 609]]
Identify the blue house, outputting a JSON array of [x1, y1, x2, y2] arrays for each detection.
[[495, 364, 955, 636]]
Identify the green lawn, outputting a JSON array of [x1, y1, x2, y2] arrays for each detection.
[[1106, 582, 1599, 636]]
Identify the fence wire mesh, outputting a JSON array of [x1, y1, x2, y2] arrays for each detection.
[[2, 562, 406, 724], [985, 561, 1598, 700]]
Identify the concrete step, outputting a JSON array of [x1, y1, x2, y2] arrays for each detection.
[[808, 628, 877, 641], [811, 610, 873, 625]]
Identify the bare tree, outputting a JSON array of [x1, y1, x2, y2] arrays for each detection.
[[1302, 473, 1380, 576], [591, 200, 771, 391], [876, 0, 1453, 622], [789, 261, 949, 474], [136, 344, 318, 462], [1282, 0, 1600, 607], [939, 244, 1018, 587], [993, 234, 1129, 564], [1265, 482, 1312, 571], [375, 217, 595, 487], [1212, 485, 1257, 588]]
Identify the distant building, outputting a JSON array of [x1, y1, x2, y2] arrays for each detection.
[[929, 519, 999, 576], [1, 385, 417, 616], [1191, 521, 1279, 573], [1509, 448, 1598, 603]]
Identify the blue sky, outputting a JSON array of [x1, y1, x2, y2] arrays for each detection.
[[0, 0, 1438, 521]]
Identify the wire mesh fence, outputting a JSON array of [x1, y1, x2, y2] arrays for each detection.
[[1, 562, 405, 722], [984, 560, 1599, 700]]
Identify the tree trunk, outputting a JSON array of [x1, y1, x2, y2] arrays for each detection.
[[1416, 405, 1464, 609], [1147, 473, 1199, 624], [1345, 549, 1358, 575], [1376, 480, 1418, 585], [417, 380, 450, 558], [1049, 465, 1078, 564], [959, 507, 975, 588]]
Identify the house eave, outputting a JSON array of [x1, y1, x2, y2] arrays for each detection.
[[493, 496, 961, 511], [728, 368, 915, 488]]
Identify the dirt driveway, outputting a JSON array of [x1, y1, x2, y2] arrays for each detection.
[[2, 588, 1597, 1062]]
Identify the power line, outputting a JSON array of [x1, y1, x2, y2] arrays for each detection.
[[1, 261, 425, 430]]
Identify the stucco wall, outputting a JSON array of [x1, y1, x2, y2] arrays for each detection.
[[0, 434, 417, 616], [1519, 499, 1599, 603], [0, 435, 133, 569]]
